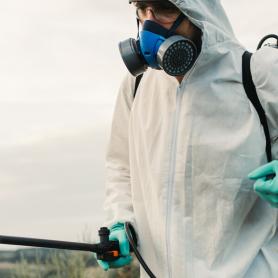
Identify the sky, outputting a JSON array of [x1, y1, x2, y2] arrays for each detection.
[[0, 0, 277, 249]]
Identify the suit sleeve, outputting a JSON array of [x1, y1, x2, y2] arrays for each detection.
[[251, 46, 278, 160], [102, 73, 138, 232]]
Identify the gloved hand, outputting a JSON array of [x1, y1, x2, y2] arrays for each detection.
[[248, 160, 278, 208], [97, 222, 132, 271]]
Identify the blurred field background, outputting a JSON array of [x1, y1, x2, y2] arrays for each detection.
[[0, 248, 140, 277]]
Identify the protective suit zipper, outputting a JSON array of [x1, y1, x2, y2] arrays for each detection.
[[164, 50, 203, 277], [165, 83, 184, 278]]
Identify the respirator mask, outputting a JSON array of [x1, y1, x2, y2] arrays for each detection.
[[119, 12, 198, 77]]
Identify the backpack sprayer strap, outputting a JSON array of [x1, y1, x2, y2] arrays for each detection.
[[242, 51, 272, 163]]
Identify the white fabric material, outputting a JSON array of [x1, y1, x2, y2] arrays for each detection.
[[103, 0, 278, 277]]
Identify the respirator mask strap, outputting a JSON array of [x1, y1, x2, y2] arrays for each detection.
[[166, 13, 187, 37], [136, 8, 140, 39], [136, 18, 140, 39]]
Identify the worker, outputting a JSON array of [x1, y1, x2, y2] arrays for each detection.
[[98, 0, 278, 277]]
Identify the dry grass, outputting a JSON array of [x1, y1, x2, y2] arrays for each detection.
[[10, 250, 140, 278]]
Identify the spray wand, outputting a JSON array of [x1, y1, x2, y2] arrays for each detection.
[[0, 222, 156, 278]]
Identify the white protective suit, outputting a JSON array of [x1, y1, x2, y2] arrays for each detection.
[[103, 0, 278, 277]]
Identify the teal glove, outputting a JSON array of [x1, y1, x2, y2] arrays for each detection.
[[97, 222, 132, 271], [248, 160, 278, 208]]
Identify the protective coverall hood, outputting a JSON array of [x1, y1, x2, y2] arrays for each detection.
[[103, 0, 278, 277]]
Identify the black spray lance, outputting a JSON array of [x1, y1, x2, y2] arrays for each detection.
[[0, 222, 156, 278]]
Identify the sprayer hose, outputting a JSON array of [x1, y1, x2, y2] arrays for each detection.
[[124, 222, 156, 278]]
